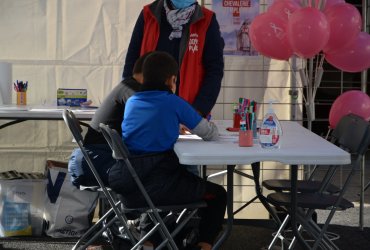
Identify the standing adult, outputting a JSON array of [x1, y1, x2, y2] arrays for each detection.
[[123, 0, 224, 118]]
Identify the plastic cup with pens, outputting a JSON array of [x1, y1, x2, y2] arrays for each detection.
[[239, 118, 254, 147], [228, 98, 258, 141], [14, 80, 28, 105]]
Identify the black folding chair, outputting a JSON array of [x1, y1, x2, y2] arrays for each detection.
[[262, 129, 342, 248], [262, 114, 358, 195], [62, 109, 138, 250], [99, 123, 207, 250], [265, 114, 370, 250]]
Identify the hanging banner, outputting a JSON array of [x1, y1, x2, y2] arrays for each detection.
[[213, 0, 260, 56]]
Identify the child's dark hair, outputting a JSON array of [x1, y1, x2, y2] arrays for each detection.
[[142, 51, 178, 84], [132, 52, 153, 74]]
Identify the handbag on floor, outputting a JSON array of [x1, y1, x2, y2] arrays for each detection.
[[43, 160, 98, 238]]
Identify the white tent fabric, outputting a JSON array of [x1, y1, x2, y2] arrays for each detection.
[[0, 0, 305, 220], [0, 0, 152, 106], [0, 0, 152, 172], [0, 0, 303, 186]]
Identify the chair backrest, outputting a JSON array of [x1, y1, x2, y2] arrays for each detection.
[[331, 114, 370, 156], [62, 109, 107, 189], [99, 122, 195, 249], [309, 114, 370, 182], [63, 109, 84, 143], [98, 123, 130, 161], [99, 123, 159, 207], [313, 114, 370, 194], [63, 110, 140, 247]]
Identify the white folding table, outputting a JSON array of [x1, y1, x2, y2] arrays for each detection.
[[0, 105, 95, 129], [174, 120, 351, 250]]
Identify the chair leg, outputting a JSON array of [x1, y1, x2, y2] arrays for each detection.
[[131, 223, 162, 250], [292, 211, 339, 250], [73, 215, 118, 250], [363, 180, 370, 192], [139, 211, 180, 250], [83, 217, 119, 250], [251, 162, 281, 226], [157, 209, 199, 249], [72, 207, 116, 250], [307, 220, 339, 250], [300, 219, 337, 250], [288, 224, 301, 250], [147, 213, 172, 249], [268, 214, 291, 250]]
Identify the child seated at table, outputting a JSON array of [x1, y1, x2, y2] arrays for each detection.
[[67, 53, 150, 188], [108, 51, 226, 250]]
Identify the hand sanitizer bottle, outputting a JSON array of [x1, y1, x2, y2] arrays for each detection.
[[259, 101, 283, 149]]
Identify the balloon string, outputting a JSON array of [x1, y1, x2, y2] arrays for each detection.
[[315, 54, 320, 77], [288, 60, 307, 104], [313, 66, 324, 99], [320, 0, 327, 10], [314, 54, 322, 82], [305, 60, 309, 95], [319, 53, 325, 68], [314, 53, 324, 78], [312, 53, 325, 100]]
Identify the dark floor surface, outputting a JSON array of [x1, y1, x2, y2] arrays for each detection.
[[1, 153, 370, 250], [0, 223, 369, 250]]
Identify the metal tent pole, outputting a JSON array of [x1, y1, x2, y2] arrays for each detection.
[[359, 0, 369, 230]]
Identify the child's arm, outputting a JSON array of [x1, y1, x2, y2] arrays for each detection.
[[175, 95, 218, 141], [191, 119, 219, 141]]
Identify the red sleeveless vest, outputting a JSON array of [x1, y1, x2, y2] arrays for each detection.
[[141, 4, 213, 105]]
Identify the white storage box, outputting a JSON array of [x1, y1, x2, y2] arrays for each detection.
[[57, 88, 87, 106], [0, 178, 46, 237]]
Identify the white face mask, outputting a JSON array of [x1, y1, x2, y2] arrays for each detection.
[[170, 0, 196, 9]]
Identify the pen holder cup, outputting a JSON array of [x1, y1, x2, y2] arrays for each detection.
[[239, 130, 253, 147], [233, 113, 241, 128], [17, 92, 27, 105]]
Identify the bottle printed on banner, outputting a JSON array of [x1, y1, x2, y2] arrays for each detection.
[[259, 101, 283, 149]]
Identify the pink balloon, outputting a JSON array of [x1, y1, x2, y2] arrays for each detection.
[[288, 7, 330, 58], [250, 12, 293, 60], [329, 90, 370, 129], [323, 3, 362, 53], [268, 0, 301, 21], [325, 32, 370, 72], [323, 0, 345, 12]]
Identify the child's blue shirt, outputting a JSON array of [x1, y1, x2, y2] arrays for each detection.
[[122, 90, 202, 154]]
